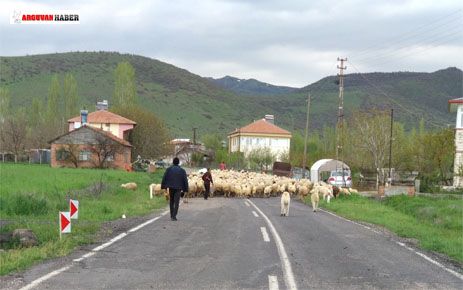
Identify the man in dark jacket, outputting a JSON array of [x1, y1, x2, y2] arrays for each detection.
[[201, 168, 213, 200], [161, 157, 188, 221]]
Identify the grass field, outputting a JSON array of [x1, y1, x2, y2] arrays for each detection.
[[0, 163, 167, 275], [309, 194, 463, 263]]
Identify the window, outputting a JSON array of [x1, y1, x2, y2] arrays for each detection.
[[460, 112, 463, 128], [56, 149, 69, 161], [105, 123, 110, 131], [79, 150, 92, 161], [106, 154, 114, 162]]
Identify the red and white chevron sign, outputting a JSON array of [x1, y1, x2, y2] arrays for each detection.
[[70, 199, 79, 219], [60, 211, 71, 233]]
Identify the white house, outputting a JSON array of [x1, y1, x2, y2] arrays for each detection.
[[449, 97, 463, 187], [227, 115, 292, 161]]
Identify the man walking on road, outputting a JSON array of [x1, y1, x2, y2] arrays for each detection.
[[161, 157, 188, 221]]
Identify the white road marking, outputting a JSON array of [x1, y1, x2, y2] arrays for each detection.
[[319, 208, 463, 281], [260, 227, 270, 242], [247, 199, 297, 290], [320, 208, 380, 234], [252, 211, 259, 217], [20, 210, 170, 290], [244, 201, 250, 207], [396, 242, 463, 280], [268, 275, 279, 290], [19, 266, 72, 290], [128, 215, 163, 233]]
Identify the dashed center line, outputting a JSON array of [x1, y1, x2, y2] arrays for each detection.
[[268, 275, 279, 290], [260, 226, 270, 242], [252, 211, 259, 217], [244, 201, 250, 207]]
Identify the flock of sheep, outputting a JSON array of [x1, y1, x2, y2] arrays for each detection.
[[147, 169, 359, 211]]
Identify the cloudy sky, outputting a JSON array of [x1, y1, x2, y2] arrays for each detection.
[[1, 0, 462, 87]]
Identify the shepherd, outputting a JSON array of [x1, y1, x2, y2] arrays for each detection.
[[202, 168, 214, 200]]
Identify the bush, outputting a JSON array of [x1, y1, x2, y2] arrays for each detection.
[[7, 193, 49, 216]]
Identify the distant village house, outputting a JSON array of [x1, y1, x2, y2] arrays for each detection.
[[49, 100, 136, 169], [227, 115, 291, 161]]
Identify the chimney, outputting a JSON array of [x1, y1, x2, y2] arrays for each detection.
[[264, 114, 274, 124], [80, 110, 88, 125], [96, 100, 109, 111]]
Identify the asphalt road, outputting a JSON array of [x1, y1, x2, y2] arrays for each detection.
[[6, 197, 463, 290]]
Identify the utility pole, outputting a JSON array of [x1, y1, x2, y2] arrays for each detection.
[[388, 108, 394, 186], [302, 93, 311, 179], [336, 57, 347, 186]]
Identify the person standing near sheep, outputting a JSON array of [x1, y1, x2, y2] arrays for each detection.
[[202, 168, 213, 200], [219, 161, 226, 171], [161, 157, 189, 221]]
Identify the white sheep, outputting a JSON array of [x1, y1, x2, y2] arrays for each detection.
[[121, 182, 137, 190]]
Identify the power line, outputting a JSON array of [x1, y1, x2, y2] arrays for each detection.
[[350, 9, 463, 59], [365, 33, 462, 67], [347, 61, 449, 128], [355, 28, 462, 65]]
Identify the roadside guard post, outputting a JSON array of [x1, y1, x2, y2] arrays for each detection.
[[70, 199, 79, 219], [59, 211, 71, 240]]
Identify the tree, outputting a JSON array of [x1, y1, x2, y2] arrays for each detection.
[[201, 134, 223, 151], [0, 87, 10, 121], [56, 144, 80, 168], [0, 109, 28, 162], [63, 73, 79, 119], [350, 109, 391, 184], [91, 132, 125, 169], [422, 129, 454, 185], [247, 147, 275, 171], [47, 74, 60, 121], [227, 151, 245, 170], [113, 61, 137, 107], [112, 106, 170, 160]]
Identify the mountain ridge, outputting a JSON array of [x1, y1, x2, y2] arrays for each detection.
[[0, 52, 460, 137], [207, 75, 298, 95]]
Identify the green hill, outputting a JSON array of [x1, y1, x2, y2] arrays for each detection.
[[0, 52, 460, 138]]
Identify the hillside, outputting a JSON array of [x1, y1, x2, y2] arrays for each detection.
[[207, 75, 297, 95], [246, 67, 461, 130], [0, 52, 460, 138], [0, 52, 270, 137]]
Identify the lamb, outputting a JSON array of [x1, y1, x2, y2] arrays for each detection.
[[149, 183, 164, 199], [312, 184, 333, 203], [280, 191, 291, 217], [263, 185, 272, 198], [297, 185, 309, 200], [121, 182, 137, 190], [339, 187, 350, 195], [348, 188, 358, 194]]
